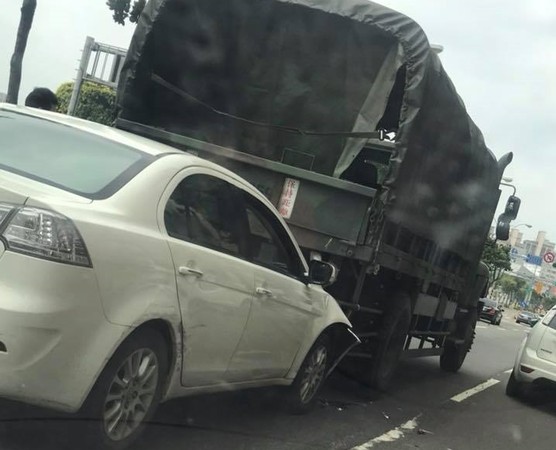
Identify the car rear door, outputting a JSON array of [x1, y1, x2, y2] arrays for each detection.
[[537, 309, 556, 363], [161, 170, 255, 386], [226, 190, 327, 382]]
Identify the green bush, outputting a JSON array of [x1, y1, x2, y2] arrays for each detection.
[[56, 81, 117, 126]]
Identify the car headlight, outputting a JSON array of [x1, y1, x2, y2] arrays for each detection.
[[1, 205, 92, 267]]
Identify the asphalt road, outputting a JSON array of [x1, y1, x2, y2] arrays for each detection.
[[1, 313, 554, 450]]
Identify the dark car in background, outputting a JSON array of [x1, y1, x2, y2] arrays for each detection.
[[516, 311, 541, 327], [480, 298, 504, 325]]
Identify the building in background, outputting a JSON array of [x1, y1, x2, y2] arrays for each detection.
[[495, 227, 526, 247], [522, 231, 555, 257], [0, 92, 6, 102], [513, 230, 554, 258], [507, 228, 524, 247]]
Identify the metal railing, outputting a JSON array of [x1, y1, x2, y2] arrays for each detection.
[[68, 36, 128, 116]]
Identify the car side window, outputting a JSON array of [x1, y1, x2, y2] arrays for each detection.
[[546, 311, 556, 330], [542, 310, 556, 328], [164, 174, 245, 257], [240, 193, 304, 278]]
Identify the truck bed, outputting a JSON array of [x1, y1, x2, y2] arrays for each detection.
[[117, 118, 468, 292]]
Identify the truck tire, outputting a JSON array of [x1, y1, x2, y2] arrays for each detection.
[[440, 309, 477, 373], [366, 292, 411, 390]]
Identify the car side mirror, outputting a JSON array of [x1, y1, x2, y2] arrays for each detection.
[[495, 213, 511, 241], [308, 260, 337, 285], [501, 308, 505, 312], [504, 195, 521, 220]]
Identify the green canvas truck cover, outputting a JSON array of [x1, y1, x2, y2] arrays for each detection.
[[117, 0, 505, 267]]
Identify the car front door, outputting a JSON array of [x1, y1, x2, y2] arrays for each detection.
[[226, 191, 328, 382], [162, 170, 255, 386], [537, 309, 556, 364]]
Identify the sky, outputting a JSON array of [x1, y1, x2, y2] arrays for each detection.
[[1, 0, 554, 243]]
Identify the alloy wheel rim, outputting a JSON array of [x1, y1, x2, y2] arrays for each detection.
[[299, 346, 327, 404], [103, 348, 159, 441]]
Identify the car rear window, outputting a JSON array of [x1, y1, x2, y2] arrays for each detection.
[[483, 299, 497, 307], [0, 111, 156, 199]]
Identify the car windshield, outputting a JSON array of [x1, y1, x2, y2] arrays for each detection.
[[0, 110, 155, 199]]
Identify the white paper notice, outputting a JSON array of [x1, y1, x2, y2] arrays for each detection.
[[278, 178, 300, 219]]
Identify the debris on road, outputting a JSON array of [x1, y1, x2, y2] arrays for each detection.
[[417, 428, 434, 435]]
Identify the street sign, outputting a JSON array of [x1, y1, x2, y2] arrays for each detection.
[[526, 254, 543, 266], [543, 251, 555, 264]]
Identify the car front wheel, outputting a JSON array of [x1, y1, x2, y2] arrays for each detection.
[[79, 328, 169, 449], [284, 335, 330, 414]]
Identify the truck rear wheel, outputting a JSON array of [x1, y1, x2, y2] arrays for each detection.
[[440, 309, 477, 373], [366, 292, 411, 390]]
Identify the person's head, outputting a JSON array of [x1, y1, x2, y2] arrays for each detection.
[[25, 87, 58, 111]]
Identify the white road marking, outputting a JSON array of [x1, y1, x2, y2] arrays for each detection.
[[450, 378, 500, 403], [350, 416, 420, 449], [476, 325, 487, 329]]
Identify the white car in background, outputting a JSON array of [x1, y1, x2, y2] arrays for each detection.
[[0, 104, 358, 449], [506, 306, 556, 397]]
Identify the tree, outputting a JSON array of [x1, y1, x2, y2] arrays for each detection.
[[6, 0, 37, 104], [497, 273, 527, 306], [543, 296, 556, 311], [530, 291, 543, 309], [107, 0, 146, 25], [481, 237, 512, 287], [56, 81, 117, 126]]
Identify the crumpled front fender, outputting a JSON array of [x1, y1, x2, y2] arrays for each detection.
[[326, 326, 360, 378]]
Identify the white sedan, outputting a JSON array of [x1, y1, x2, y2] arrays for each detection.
[[0, 104, 357, 448], [506, 306, 556, 397]]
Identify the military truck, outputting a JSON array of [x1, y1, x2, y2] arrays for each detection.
[[115, 0, 515, 389]]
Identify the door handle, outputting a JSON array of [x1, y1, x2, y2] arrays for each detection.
[[178, 266, 204, 277], [255, 287, 273, 297]]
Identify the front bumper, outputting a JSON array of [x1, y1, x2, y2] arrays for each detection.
[[0, 249, 128, 412]]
